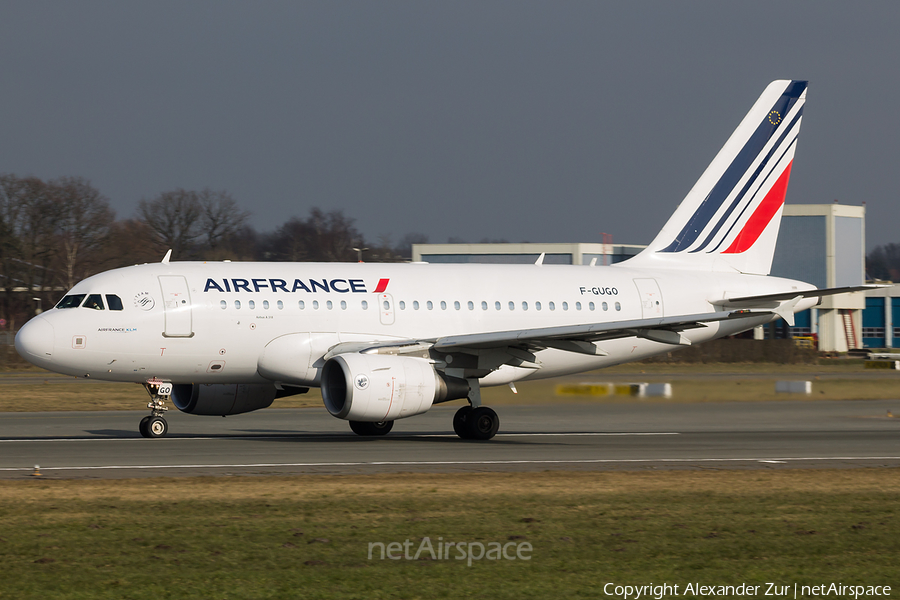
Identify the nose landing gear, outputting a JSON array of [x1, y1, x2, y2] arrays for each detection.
[[140, 381, 171, 438]]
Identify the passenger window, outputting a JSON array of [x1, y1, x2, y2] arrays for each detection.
[[220, 300, 227, 310], [235, 300, 241, 309], [589, 302, 595, 311], [508, 301, 514, 311], [362, 300, 369, 310], [522, 301, 528, 311], [535, 301, 542, 311], [313, 300, 319, 310], [602, 302, 608, 311], [382, 300, 389, 310], [481, 301, 488, 310], [340, 300, 347, 310], [454, 301, 460, 310], [495, 301, 501, 311], [413, 301, 420, 310], [576, 302, 582, 311], [299, 300, 305, 310], [399, 301, 406, 310], [427, 301, 433, 310], [56, 294, 86, 309], [248, 300, 255, 310], [83, 294, 104, 310], [327, 300, 333, 310], [263, 300, 269, 310], [468, 301, 474, 311], [562, 302, 569, 311], [615, 302, 621, 311], [105, 295, 124, 311], [277, 300, 284, 310], [549, 301, 555, 311], [440, 301, 447, 310]]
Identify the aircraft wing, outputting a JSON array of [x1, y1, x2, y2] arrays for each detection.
[[431, 309, 762, 352]]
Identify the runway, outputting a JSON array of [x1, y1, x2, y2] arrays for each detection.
[[1, 400, 898, 478]]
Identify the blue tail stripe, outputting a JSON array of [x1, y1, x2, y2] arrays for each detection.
[[689, 107, 803, 253], [660, 81, 806, 253]]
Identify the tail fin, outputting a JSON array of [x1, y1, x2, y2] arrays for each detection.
[[626, 80, 807, 275]]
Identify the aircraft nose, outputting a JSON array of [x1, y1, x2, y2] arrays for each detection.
[[15, 316, 55, 362]]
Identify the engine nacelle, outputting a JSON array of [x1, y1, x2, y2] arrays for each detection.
[[172, 383, 278, 416], [321, 354, 469, 422]]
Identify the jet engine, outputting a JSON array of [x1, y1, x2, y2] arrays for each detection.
[[321, 354, 469, 422], [172, 383, 281, 416]]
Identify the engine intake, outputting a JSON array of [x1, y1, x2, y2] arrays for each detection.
[[321, 354, 469, 422]]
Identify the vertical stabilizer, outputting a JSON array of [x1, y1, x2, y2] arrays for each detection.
[[625, 80, 807, 275]]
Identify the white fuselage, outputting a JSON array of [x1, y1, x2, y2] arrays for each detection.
[[16, 260, 816, 386]]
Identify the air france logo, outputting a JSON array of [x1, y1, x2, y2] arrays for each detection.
[[203, 278, 390, 294], [355, 374, 369, 390]]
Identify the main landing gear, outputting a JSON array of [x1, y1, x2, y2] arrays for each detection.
[[453, 405, 500, 440], [349, 420, 394, 436], [140, 381, 171, 438]]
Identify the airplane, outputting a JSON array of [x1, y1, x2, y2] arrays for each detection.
[[14, 79, 874, 440]]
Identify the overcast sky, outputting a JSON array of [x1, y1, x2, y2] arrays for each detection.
[[2, 2, 898, 250]]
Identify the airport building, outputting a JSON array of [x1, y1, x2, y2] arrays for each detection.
[[413, 203, 898, 352]]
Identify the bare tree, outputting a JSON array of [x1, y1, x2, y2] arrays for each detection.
[[197, 189, 251, 255], [48, 176, 115, 289], [263, 208, 364, 262], [137, 190, 203, 259]]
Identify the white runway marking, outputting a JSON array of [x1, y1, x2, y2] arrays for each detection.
[[2, 456, 899, 472], [0, 432, 680, 443]]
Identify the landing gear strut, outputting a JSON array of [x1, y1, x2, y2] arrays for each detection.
[[453, 405, 499, 440], [140, 381, 171, 438]]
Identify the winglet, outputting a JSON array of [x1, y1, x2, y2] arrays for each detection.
[[773, 295, 803, 327], [161, 249, 172, 264]]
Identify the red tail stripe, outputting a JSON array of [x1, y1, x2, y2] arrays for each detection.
[[722, 161, 793, 254], [373, 279, 390, 293]]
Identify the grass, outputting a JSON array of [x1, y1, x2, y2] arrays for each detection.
[[0, 470, 897, 599], [2, 363, 899, 412]]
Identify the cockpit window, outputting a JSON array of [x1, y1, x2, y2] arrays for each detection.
[[106, 295, 124, 311], [83, 294, 105, 310], [56, 295, 86, 309]]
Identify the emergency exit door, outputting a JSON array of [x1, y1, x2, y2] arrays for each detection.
[[159, 275, 194, 337]]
